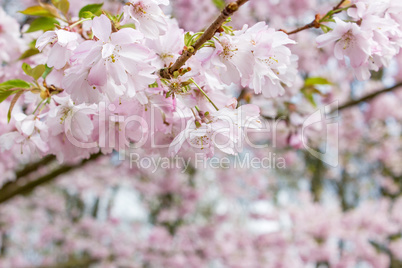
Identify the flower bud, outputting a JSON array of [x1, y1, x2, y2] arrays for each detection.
[[40, 90, 49, 100], [187, 46, 195, 53]]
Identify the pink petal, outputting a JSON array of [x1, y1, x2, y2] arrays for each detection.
[[118, 44, 150, 61], [92, 15, 111, 42], [0, 132, 20, 151], [56, 30, 77, 46], [102, 43, 115, 59], [334, 41, 345, 61], [47, 44, 69, 69], [347, 47, 368, 68], [316, 32, 340, 48], [106, 60, 128, 85], [31, 135, 49, 153], [21, 119, 35, 136], [111, 28, 143, 45], [36, 31, 56, 51], [88, 60, 107, 86]]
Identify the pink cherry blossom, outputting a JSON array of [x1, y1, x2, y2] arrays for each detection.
[[68, 15, 157, 102], [316, 18, 372, 70], [198, 33, 253, 86], [0, 2, 402, 267], [170, 102, 262, 157], [0, 7, 25, 62], [36, 29, 80, 69], [0, 113, 48, 155], [47, 96, 97, 142], [241, 22, 298, 98], [122, 0, 168, 38]]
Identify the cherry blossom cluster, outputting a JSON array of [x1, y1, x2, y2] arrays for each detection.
[[0, 0, 301, 163], [0, 0, 401, 165], [316, 0, 402, 80], [0, 0, 402, 267]]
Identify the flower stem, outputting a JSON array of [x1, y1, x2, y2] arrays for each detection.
[[69, 18, 91, 29], [190, 78, 219, 111], [32, 99, 46, 115]]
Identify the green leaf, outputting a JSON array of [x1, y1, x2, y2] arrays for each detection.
[[20, 5, 52, 17], [18, 48, 40, 60], [320, 24, 332, 33], [53, 0, 70, 15], [184, 32, 192, 46], [25, 17, 60, 33], [80, 11, 95, 19], [301, 76, 332, 107], [0, 80, 30, 103], [301, 88, 317, 108], [19, 5, 59, 18], [7, 91, 24, 122], [0, 80, 31, 90], [0, 89, 15, 103], [31, 65, 46, 80], [28, 39, 37, 49], [78, 3, 103, 18], [22, 63, 32, 76], [42, 65, 53, 79], [22, 63, 46, 81], [119, 23, 136, 29], [212, 0, 226, 9], [304, 77, 332, 86]]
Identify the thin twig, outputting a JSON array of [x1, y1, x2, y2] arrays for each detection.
[[261, 115, 288, 121], [285, 14, 321, 35], [159, 0, 249, 79], [282, 0, 348, 35], [334, 82, 402, 113], [333, 0, 347, 10], [261, 82, 402, 120]]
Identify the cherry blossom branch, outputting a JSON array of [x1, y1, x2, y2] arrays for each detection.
[[334, 81, 402, 113], [281, 0, 349, 35], [261, 82, 402, 121], [262, 115, 287, 121], [284, 14, 321, 35], [159, 0, 249, 79], [14, 155, 56, 179], [333, 0, 347, 10], [0, 153, 102, 204], [37, 256, 98, 268]]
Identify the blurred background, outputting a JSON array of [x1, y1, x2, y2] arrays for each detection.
[[0, 0, 402, 267]]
